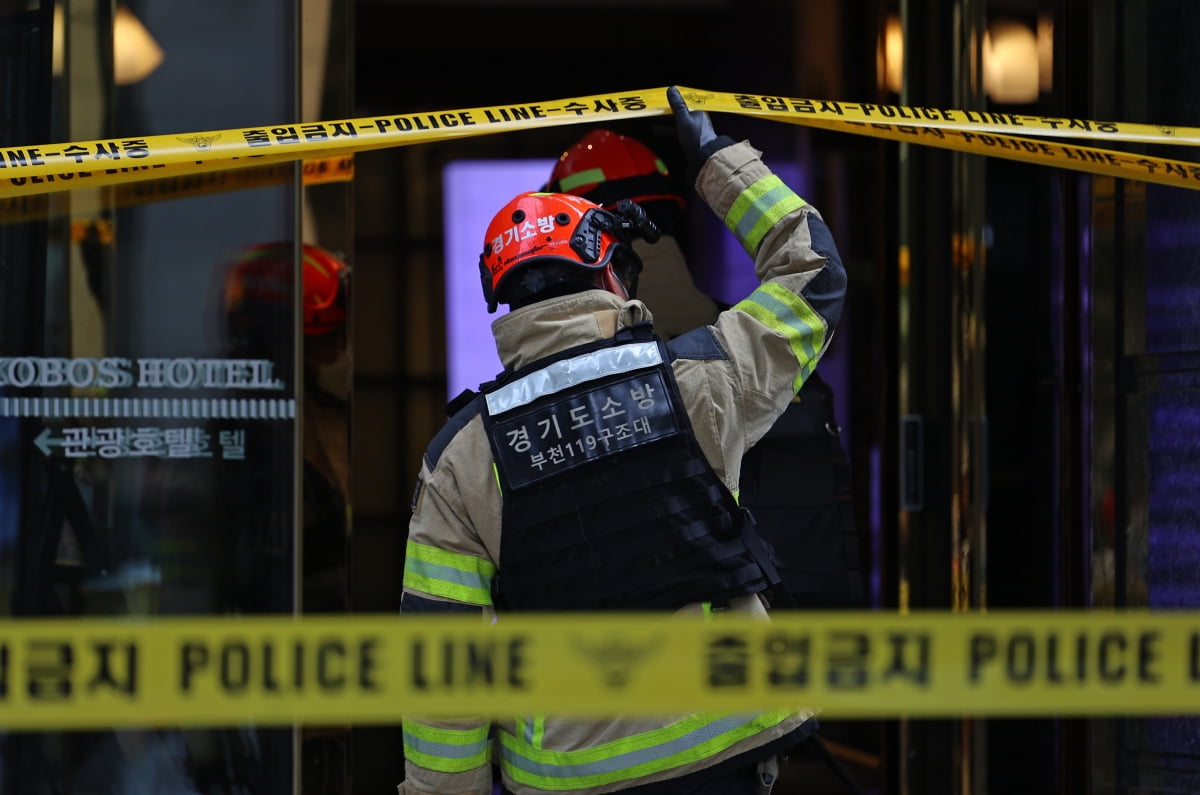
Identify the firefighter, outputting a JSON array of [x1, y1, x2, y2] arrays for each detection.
[[545, 128, 865, 611], [398, 86, 846, 794]]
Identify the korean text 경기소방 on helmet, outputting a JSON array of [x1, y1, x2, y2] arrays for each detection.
[[477, 191, 660, 313]]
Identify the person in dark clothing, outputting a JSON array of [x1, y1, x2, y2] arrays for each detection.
[[544, 128, 865, 611]]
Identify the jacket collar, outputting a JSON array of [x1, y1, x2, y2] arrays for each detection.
[[491, 290, 653, 372]]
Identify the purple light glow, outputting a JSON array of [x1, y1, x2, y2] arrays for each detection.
[[443, 159, 555, 399], [1147, 391, 1200, 609]]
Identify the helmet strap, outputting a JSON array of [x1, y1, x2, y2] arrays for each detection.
[[598, 264, 631, 301]]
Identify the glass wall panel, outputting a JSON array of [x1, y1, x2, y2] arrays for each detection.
[[299, 0, 354, 791], [0, 0, 308, 791]]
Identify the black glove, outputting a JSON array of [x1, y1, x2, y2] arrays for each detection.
[[667, 86, 735, 187], [667, 86, 717, 157]]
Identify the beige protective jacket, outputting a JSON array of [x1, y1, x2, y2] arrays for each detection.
[[399, 140, 846, 794]]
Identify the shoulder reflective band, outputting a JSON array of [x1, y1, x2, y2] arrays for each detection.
[[0, 610, 1199, 729], [4, 86, 1200, 201], [485, 341, 663, 416]]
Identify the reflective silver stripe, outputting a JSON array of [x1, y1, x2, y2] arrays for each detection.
[[403, 729, 489, 760], [485, 341, 662, 416], [404, 556, 490, 592]]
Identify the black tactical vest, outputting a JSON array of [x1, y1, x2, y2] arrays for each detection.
[[738, 370, 866, 608], [478, 324, 779, 611]]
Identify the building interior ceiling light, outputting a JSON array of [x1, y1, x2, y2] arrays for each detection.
[[52, 3, 164, 86], [983, 17, 1040, 104], [879, 12, 1052, 104]]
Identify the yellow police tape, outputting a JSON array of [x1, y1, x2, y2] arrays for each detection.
[[2, 610, 1199, 730], [3, 86, 1200, 203], [1, 154, 355, 226]]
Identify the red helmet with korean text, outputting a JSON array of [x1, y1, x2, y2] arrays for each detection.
[[478, 191, 660, 313], [546, 129, 685, 211], [222, 241, 350, 336]]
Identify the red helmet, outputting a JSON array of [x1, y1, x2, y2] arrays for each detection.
[[478, 192, 656, 313], [546, 129, 684, 210], [223, 242, 349, 336]]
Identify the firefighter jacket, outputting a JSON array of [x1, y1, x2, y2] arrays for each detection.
[[399, 139, 847, 795]]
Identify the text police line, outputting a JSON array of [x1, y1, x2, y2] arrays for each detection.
[[6, 86, 1200, 201], [2, 613, 1200, 728]]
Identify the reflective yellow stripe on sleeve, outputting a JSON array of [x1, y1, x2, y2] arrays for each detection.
[[403, 540, 495, 606], [733, 282, 826, 393], [403, 720, 491, 773], [724, 175, 807, 256]]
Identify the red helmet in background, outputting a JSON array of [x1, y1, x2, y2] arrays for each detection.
[[223, 242, 349, 336], [298, 244, 349, 336], [546, 129, 685, 211], [479, 191, 654, 313]]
